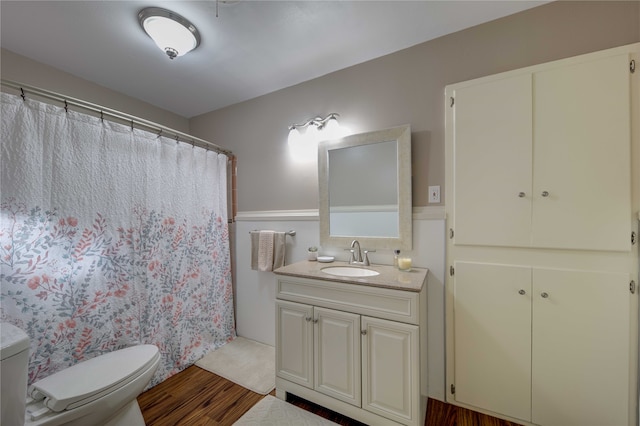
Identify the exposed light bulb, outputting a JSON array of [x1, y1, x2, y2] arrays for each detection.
[[305, 124, 320, 145], [321, 117, 343, 141], [288, 127, 316, 162]]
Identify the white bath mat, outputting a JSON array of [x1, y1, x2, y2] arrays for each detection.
[[195, 336, 275, 394], [233, 395, 339, 425]]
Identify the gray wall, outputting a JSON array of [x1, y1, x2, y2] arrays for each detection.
[[189, 0, 640, 212], [1, 48, 189, 132]]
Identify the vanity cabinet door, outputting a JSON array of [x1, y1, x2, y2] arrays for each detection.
[[362, 316, 419, 425], [276, 300, 314, 389], [314, 307, 361, 406]]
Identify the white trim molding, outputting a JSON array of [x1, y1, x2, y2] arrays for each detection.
[[413, 205, 446, 220], [235, 206, 446, 222], [235, 209, 319, 221]]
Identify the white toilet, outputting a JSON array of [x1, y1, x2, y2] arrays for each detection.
[[1, 323, 160, 426]]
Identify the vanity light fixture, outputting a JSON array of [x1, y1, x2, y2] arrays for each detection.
[[287, 113, 341, 162], [287, 113, 341, 144], [288, 113, 340, 134], [139, 7, 201, 60]]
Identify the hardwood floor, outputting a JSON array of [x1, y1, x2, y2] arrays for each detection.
[[138, 365, 521, 426], [138, 366, 264, 425]]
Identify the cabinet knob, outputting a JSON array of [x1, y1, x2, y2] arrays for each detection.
[[518, 289, 526, 295], [313, 318, 318, 324], [518, 192, 526, 198], [541, 191, 549, 197], [541, 292, 549, 298], [361, 330, 367, 336], [305, 317, 312, 322]]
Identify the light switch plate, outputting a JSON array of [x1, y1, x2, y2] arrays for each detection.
[[428, 185, 440, 203]]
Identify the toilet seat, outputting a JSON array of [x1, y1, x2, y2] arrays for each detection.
[[25, 344, 160, 425]]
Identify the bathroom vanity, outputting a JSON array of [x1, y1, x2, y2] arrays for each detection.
[[274, 261, 428, 426]]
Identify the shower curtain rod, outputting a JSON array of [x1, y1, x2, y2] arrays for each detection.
[[1, 79, 233, 156]]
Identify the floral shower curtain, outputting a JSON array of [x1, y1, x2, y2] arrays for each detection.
[[0, 92, 236, 387]]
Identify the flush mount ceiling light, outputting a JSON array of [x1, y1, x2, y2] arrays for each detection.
[[138, 7, 201, 60]]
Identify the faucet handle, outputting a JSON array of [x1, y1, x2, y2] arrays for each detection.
[[344, 248, 356, 264], [363, 250, 376, 266]]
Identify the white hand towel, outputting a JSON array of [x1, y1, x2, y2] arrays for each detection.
[[272, 232, 286, 270], [250, 232, 260, 271], [257, 231, 275, 271]]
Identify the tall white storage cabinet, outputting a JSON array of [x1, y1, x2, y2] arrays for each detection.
[[445, 43, 640, 426], [452, 53, 631, 251]]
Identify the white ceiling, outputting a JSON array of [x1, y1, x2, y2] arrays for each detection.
[[1, 1, 546, 118]]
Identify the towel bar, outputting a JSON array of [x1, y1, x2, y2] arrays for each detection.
[[249, 230, 296, 236]]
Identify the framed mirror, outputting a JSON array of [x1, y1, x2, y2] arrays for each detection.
[[319, 125, 412, 250]]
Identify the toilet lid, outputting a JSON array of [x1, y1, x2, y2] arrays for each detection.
[[29, 344, 159, 412]]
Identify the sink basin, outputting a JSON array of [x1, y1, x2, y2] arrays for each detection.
[[321, 266, 380, 277]]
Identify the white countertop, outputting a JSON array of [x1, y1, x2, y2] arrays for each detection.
[[274, 260, 428, 292]]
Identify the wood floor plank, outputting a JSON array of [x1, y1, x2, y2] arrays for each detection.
[[138, 365, 521, 426], [425, 397, 457, 425], [139, 366, 264, 426]]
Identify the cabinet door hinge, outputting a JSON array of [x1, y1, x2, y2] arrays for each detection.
[[631, 280, 636, 295], [631, 60, 636, 74], [450, 384, 456, 394], [450, 266, 455, 276], [450, 97, 455, 107], [632, 231, 637, 245]]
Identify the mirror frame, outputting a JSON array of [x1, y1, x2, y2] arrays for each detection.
[[319, 124, 412, 250]]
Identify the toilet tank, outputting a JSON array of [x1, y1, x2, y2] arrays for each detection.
[[1, 323, 30, 426]]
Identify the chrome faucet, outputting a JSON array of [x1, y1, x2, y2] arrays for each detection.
[[350, 240, 363, 263], [348, 240, 375, 266]]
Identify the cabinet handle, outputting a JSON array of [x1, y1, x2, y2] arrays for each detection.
[[518, 289, 526, 295], [541, 292, 549, 298], [518, 192, 526, 198], [305, 317, 312, 322], [541, 191, 549, 197], [361, 330, 367, 336], [313, 318, 318, 324]]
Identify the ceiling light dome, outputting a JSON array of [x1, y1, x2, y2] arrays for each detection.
[[139, 7, 201, 60]]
